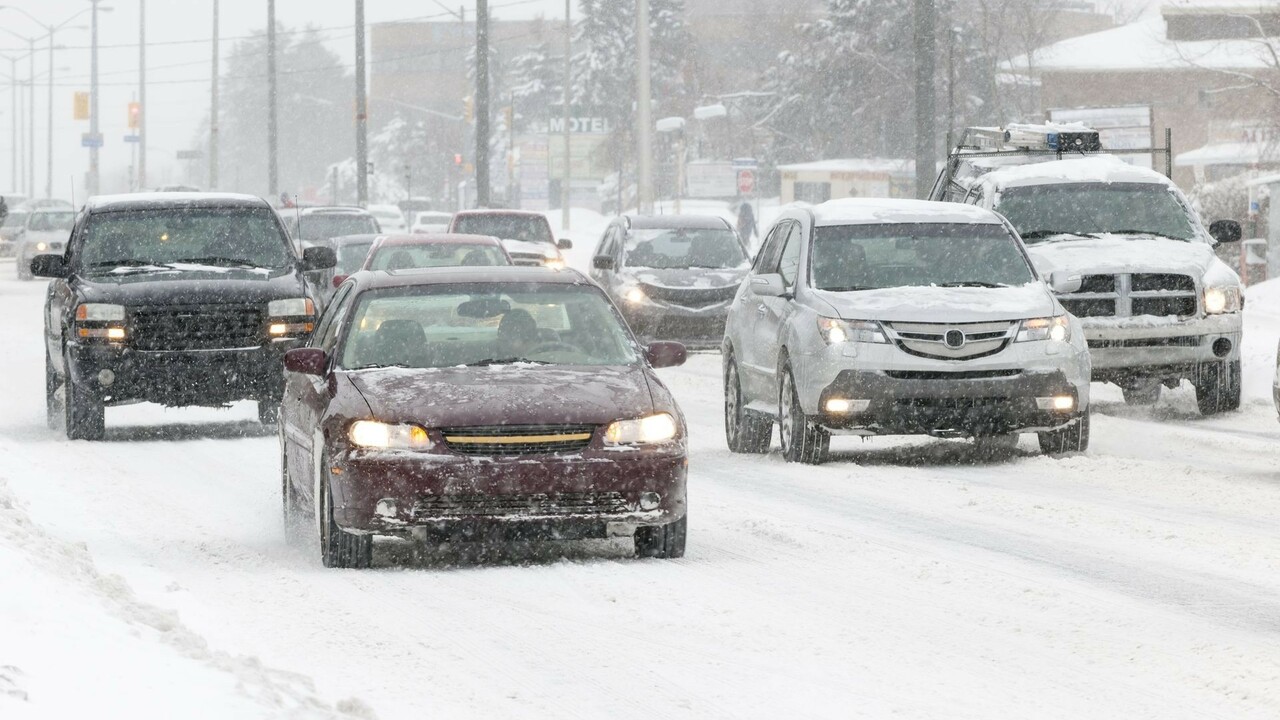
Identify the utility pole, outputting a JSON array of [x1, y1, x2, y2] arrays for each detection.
[[636, 0, 653, 213], [45, 33, 54, 198], [7, 55, 15, 191], [561, 0, 571, 229], [474, 0, 490, 207], [138, 0, 146, 189], [355, 0, 368, 207], [209, 0, 219, 190], [27, 37, 34, 196], [88, 0, 101, 196], [913, 0, 936, 200], [267, 0, 278, 197]]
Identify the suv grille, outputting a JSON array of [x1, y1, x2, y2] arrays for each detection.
[[1058, 273, 1197, 318], [129, 304, 265, 351], [411, 492, 629, 519], [440, 424, 596, 456], [883, 321, 1016, 361]]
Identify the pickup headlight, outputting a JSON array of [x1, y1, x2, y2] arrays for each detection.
[[75, 303, 127, 342], [817, 317, 888, 345], [268, 298, 315, 317], [1203, 286, 1242, 314], [348, 420, 433, 450], [76, 303, 126, 322], [1015, 316, 1070, 343], [267, 297, 316, 337], [604, 412, 678, 445]]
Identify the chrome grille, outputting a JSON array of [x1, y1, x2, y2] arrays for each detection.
[[638, 283, 737, 309], [1057, 273, 1197, 319], [411, 492, 629, 519], [129, 304, 265, 351], [883, 321, 1016, 361], [440, 424, 596, 456]]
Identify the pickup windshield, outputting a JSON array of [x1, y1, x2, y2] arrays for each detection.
[[996, 182, 1198, 242], [79, 207, 293, 270], [452, 215, 553, 245], [810, 223, 1035, 291]]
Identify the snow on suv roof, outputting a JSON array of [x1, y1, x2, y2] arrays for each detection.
[[810, 198, 1002, 227], [980, 155, 1173, 190]]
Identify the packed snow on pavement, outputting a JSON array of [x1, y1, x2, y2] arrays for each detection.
[[2, 256, 1280, 718]]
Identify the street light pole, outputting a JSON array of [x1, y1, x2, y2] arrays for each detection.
[[45, 30, 53, 198], [355, 0, 368, 207], [475, 0, 490, 207], [636, 0, 653, 213], [561, 0, 570, 229], [267, 0, 278, 197], [27, 36, 33, 196], [88, 0, 101, 196], [209, 0, 219, 190], [138, 0, 146, 189]]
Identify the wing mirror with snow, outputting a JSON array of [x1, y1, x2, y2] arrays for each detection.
[[1049, 271, 1082, 295]]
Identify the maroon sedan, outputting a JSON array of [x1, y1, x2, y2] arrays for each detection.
[[280, 266, 689, 568]]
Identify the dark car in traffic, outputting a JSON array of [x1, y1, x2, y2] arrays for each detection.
[[279, 266, 689, 568], [449, 209, 571, 268], [589, 214, 750, 349], [33, 193, 335, 440]]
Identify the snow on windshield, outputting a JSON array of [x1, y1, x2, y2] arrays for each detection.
[[80, 208, 293, 269]]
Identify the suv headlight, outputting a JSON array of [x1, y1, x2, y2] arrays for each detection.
[[817, 317, 888, 345], [267, 297, 316, 337], [604, 412, 678, 445], [1203, 286, 1242, 314], [348, 420, 433, 450], [1015, 316, 1070, 343]]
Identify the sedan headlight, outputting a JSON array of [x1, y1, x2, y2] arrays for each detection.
[[604, 412, 678, 445], [1203, 286, 1242, 315], [817, 317, 888, 345], [1015, 316, 1070, 343], [348, 420, 433, 450]]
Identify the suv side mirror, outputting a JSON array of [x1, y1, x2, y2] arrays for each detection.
[[1209, 219, 1242, 243], [644, 341, 687, 369], [302, 246, 337, 270], [1049, 270, 1082, 294], [557, 238, 573, 250], [749, 273, 787, 297], [284, 348, 328, 376], [30, 254, 69, 279], [592, 255, 614, 270]]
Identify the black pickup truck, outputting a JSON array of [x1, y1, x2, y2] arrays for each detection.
[[32, 193, 335, 440]]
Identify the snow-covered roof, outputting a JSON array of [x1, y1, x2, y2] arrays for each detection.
[[778, 158, 915, 175], [1175, 141, 1280, 167], [979, 156, 1174, 189], [1162, 0, 1278, 12], [1006, 14, 1279, 73], [809, 198, 1001, 227]]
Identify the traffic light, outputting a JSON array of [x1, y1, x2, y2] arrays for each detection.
[[73, 92, 90, 120], [454, 153, 463, 166], [463, 96, 474, 123], [127, 102, 142, 130]]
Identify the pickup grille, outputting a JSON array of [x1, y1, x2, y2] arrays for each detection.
[[411, 492, 629, 519], [1057, 273, 1197, 318], [440, 424, 596, 456], [130, 304, 265, 351]]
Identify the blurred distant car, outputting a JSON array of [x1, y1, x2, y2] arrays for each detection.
[[16, 207, 75, 280], [355, 233, 512, 277], [29, 198, 73, 210], [368, 204, 408, 233], [152, 185, 203, 193], [0, 206, 30, 257], [316, 234, 379, 304], [449, 209, 570, 268], [410, 211, 453, 234], [590, 214, 750, 349], [281, 206, 381, 247]]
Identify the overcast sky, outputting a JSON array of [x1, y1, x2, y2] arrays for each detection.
[[0, 0, 575, 198]]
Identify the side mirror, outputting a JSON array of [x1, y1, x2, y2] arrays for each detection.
[[30, 254, 69, 279], [592, 255, 615, 270], [1049, 270, 1082, 294], [284, 348, 328, 376], [749, 273, 787, 297], [644, 341, 687, 369], [557, 238, 573, 250], [331, 274, 349, 288], [1209, 219, 1242, 243], [302, 246, 337, 271]]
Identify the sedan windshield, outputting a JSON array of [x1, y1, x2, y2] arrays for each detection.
[[29, 211, 75, 232], [995, 182, 1198, 242], [80, 207, 293, 270], [811, 223, 1035, 291], [367, 243, 508, 271], [298, 215, 380, 242], [340, 284, 638, 369], [624, 228, 748, 269], [452, 215, 553, 245]]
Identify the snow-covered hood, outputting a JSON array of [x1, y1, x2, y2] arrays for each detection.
[[500, 238, 559, 260], [813, 283, 1057, 323], [628, 266, 747, 290], [1026, 236, 1225, 280], [75, 266, 304, 306]]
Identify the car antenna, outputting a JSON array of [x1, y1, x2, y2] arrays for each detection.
[[294, 196, 302, 242], [69, 176, 76, 210]]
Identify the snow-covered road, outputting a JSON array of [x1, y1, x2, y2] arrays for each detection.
[[3, 265, 1280, 719]]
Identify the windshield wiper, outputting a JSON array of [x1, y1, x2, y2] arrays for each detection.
[[88, 259, 161, 268], [171, 256, 266, 268], [350, 363, 409, 370], [820, 285, 879, 292], [1019, 230, 1099, 241], [936, 281, 1010, 288], [465, 357, 550, 367], [1102, 230, 1189, 241]]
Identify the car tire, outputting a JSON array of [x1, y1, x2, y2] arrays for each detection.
[[778, 362, 830, 465], [724, 356, 770, 454], [1195, 360, 1241, 416], [280, 425, 304, 544], [318, 455, 372, 569], [63, 372, 105, 441], [1121, 381, 1160, 406], [44, 349, 59, 430], [1038, 412, 1090, 455], [634, 515, 687, 559], [258, 399, 280, 426]]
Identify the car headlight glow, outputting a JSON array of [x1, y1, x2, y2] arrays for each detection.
[[1203, 286, 1241, 315], [817, 317, 888, 345], [348, 420, 433, 450], [268, 298, 316, 317], [604, 412, 678, 445], [1015, 316, 1070, 343], [35, 241, 48, 252], [624, 287, 647, 304], [75, 303, 126, 322]]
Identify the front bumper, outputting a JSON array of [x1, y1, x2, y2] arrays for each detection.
[[621, 302, 730, 349], [329, 445, 688, 538], [1081, 313, 1241, 383], [66, 339, 300, 406]]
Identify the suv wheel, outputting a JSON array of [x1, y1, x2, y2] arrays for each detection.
[[44, 349, 59, 430], [1195, 360, 1241, 415], [63, 371, 105, 441], [778, 364, 830, 465], [634, 515, 687, 559], [724, 357, 770, 454], [318, 453, 372, 569], [1038, 412, 1090, 455], [280, 424, 304, 544]]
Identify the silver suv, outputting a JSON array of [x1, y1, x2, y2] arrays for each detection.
[[722, 199, 1091, 464]]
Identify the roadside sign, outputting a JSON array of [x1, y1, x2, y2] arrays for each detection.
[[176, 149, 204, 160], [123, 135, 141, 143], [80, 133, 103, 149], [737, 169, 756, 194], [73, 92, 90, 120]]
